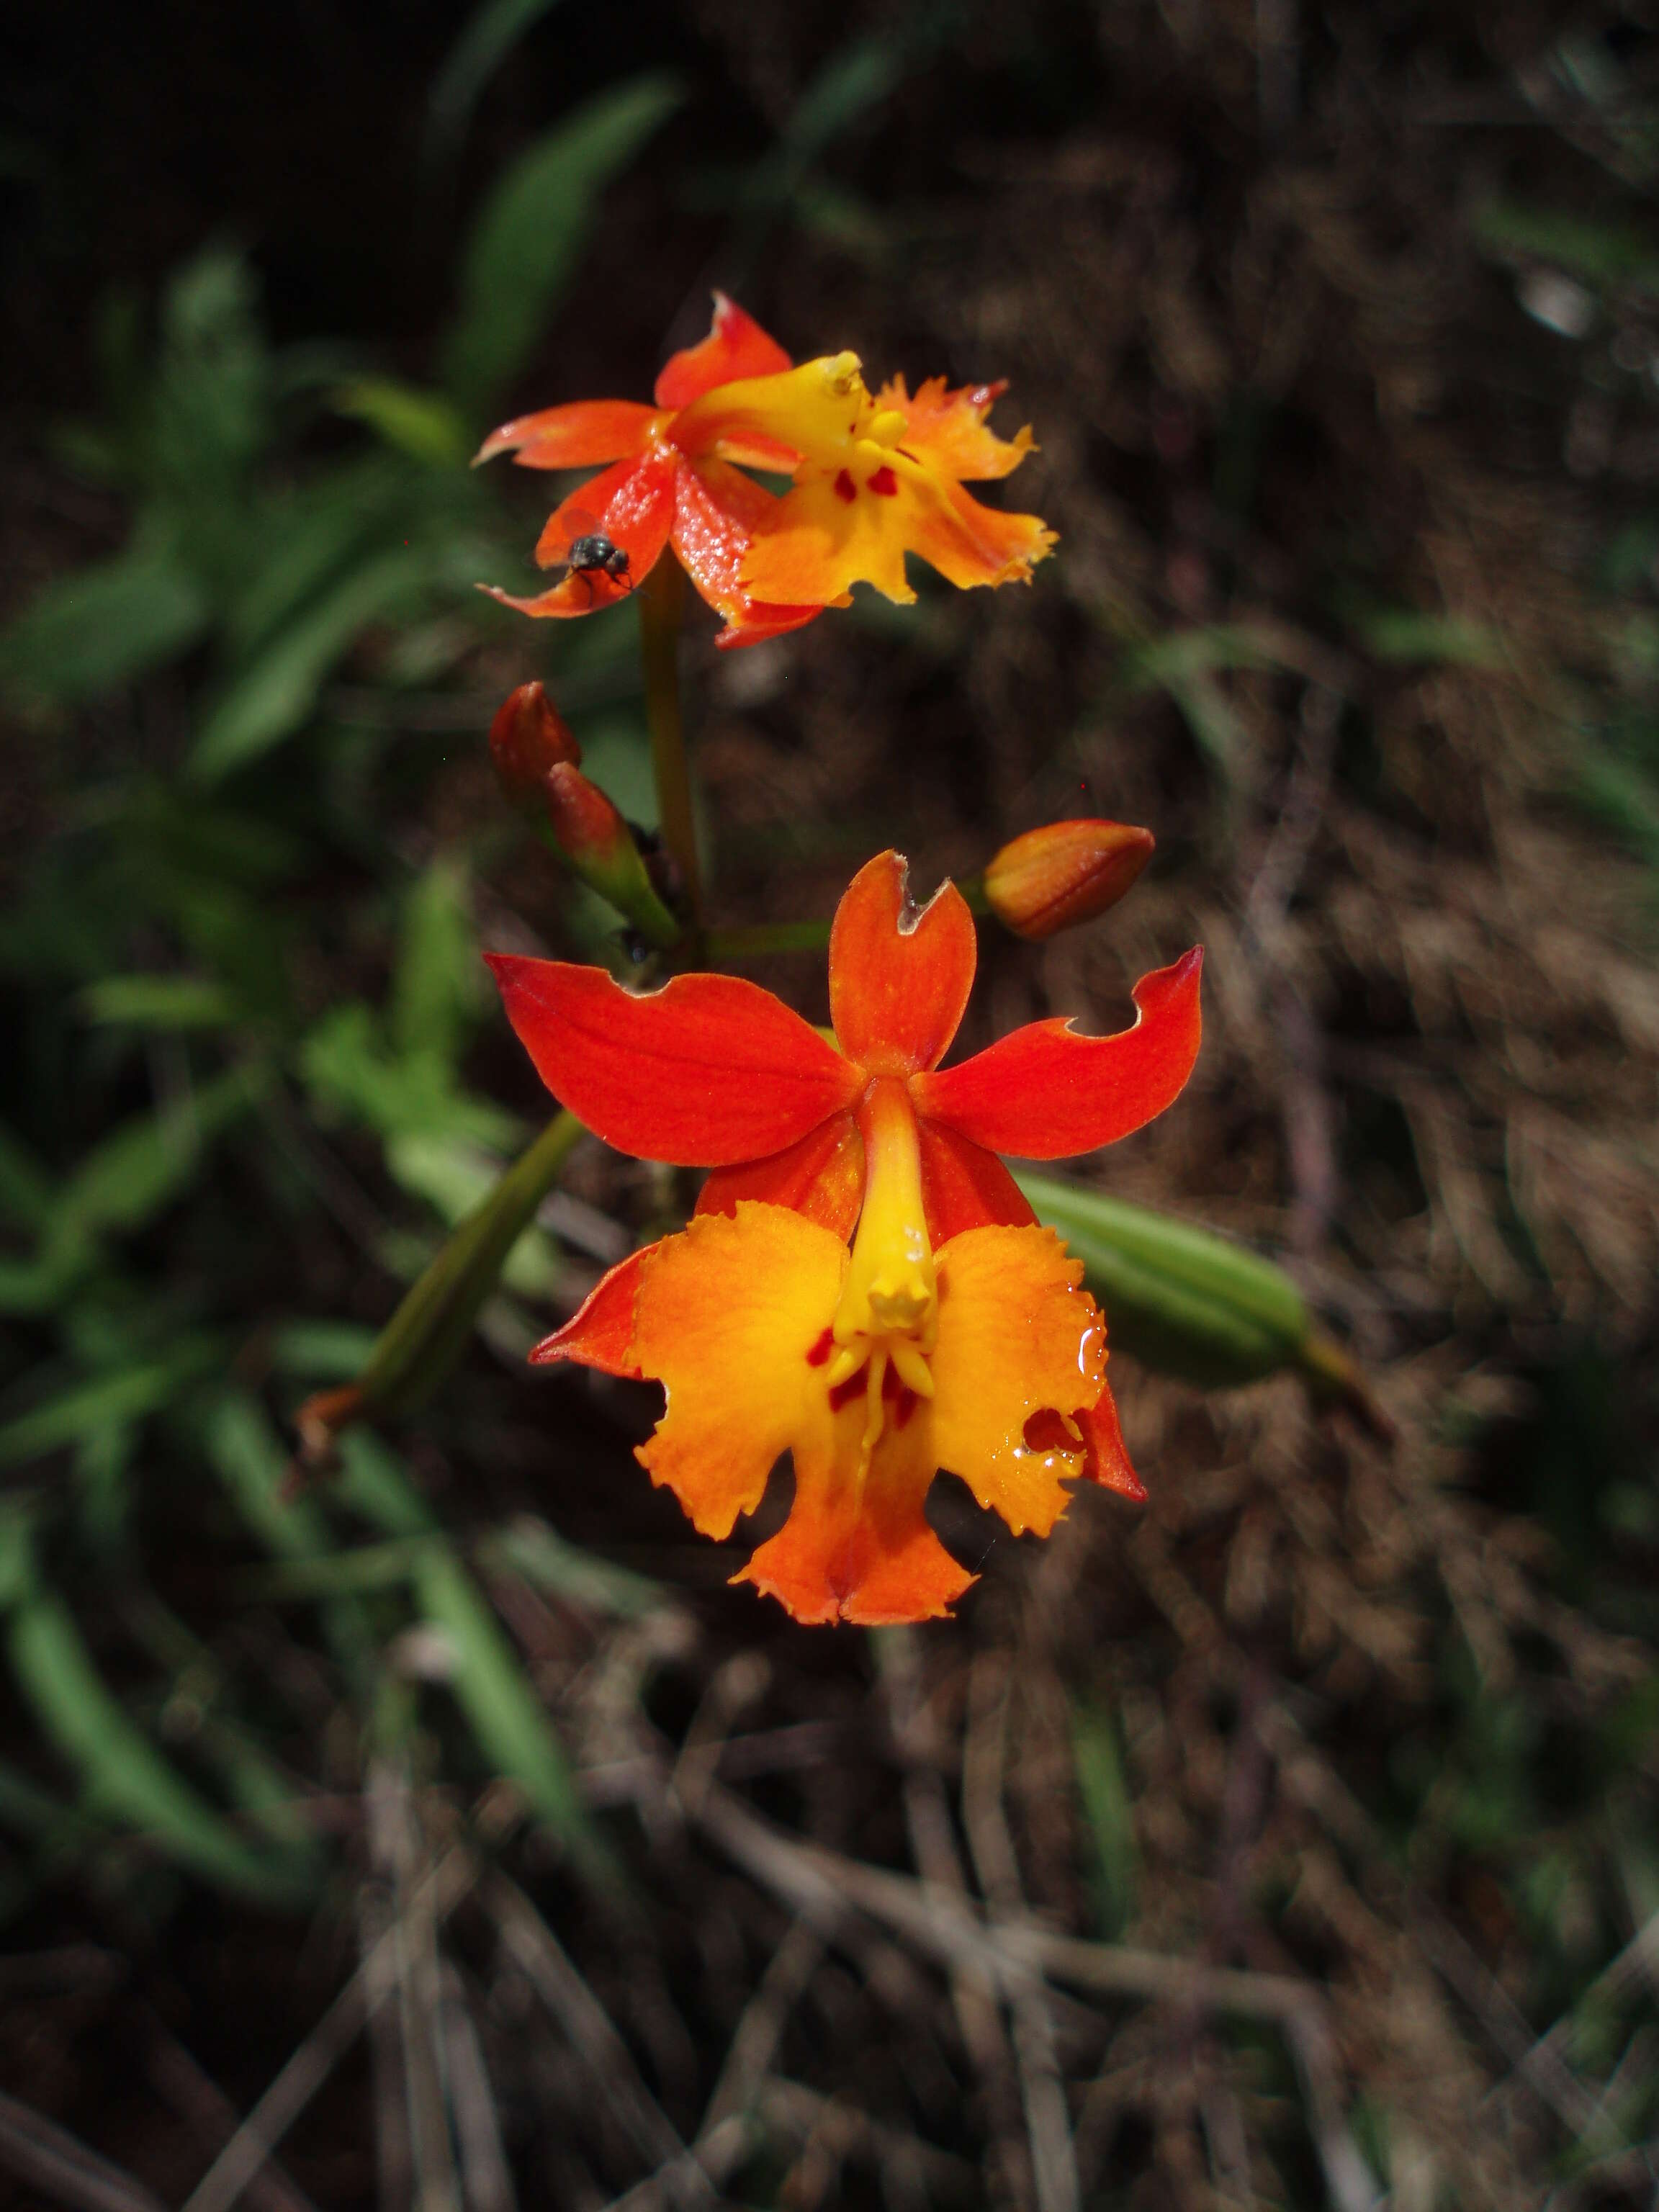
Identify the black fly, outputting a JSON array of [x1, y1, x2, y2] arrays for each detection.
[[557, 521, 631, 605]]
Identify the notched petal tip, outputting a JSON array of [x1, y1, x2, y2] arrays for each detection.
[[913, 945, 1204, 1160], [828, 850, 978, 1074]]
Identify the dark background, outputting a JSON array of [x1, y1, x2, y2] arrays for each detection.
[[2, 3, 1658, 2206]]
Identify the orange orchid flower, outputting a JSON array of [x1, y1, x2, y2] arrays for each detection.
[[487, 855, 1202, 1627], [669, 354, 1056, 610], [478, 298, 1055, 645], [476, 293, 829, 649]]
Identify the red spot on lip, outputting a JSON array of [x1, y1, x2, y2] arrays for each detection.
[[806, 1327, 834, 1367], [868, 465, 899, 497], [834, 468, 856, 503]]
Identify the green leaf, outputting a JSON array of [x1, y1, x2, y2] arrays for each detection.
[[0, 544, 210, 709], [78, 974, 238, 1030], [0, 1352, 215, 1469], [410, 1542, 593, 1849], [333, 379, 470, 468], [1070, 1702, 1137, 1937], [310, 1112, 583, 1426], [427, 0, 570, 166], [55, 1061, 271, 1246], [0, 1511, 311, 1902], [189, 544, 434, 780], [441, 76, 682, 410], [1470, 198, 1659, 291], [393, 859, 483, 1071], [1346, 605, 1505, 667]]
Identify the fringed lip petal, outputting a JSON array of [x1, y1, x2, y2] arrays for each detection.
[[827, 851, 978, 1074], [927, 1224, 1105, 1539], [486, 956, 863, 1166], [653, 294, 793, 412], [916, 1123, 1036, 1244], [739, 1406, 971, 1626], [474, 399, 664, 469], [696, 1114, 864, 1240], [630, 1205, 847, 1540], [876, 374, 1035, 481], [912, 948, 1204, 1159]]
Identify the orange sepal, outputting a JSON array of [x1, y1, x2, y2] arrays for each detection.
[[530, 1246, 651, 1378], [486, 956, 863, 1166], [654, 294, 793, 412], [912, 948, 1204, 1160], [475, 400, 664, 470], [696, 1114, 864, 1239], [534, 450, 677, 572], [917, 1122, 1035, 1242], [1076, 1375, 1144, 1501], [878, 374, 1035, 481], [828, 852, 977, 1074], [630, 1205, 846, 1541], [928, 1225, 1105, 1539]]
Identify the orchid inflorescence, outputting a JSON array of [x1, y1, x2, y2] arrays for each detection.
[[446, 297, 1205, 1623]]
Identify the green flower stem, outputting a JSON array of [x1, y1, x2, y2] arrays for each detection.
[[638, 551, 700, 925], [297, 1109, 585, 1459], [703, 917, 835, 959]]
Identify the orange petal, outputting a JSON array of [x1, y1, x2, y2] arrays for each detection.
[[670, 457, 833, 639], [530, 1246, 650, 1377], [740, 1405, 971, 1626], [928, 1225, 1105, 1539], [654, 294, 793, 412], [630, 1205, 847, 1539], [878, 374, 1035, 481], [696, 1113, 864, 1239], [487, 956, 863, 1166], [917, 1122, 1036, 1242], [475, 400, 664, 469], [912, 948, 1203, 1160], [828, 851, 977, 1074], [534, 450, 677, 571], [482, 451, 676, 619]]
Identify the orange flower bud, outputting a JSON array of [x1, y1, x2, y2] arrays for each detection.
[[983, 819, 1154, 940], [541, 760, 631, 873], [490, 680, 581, 814]]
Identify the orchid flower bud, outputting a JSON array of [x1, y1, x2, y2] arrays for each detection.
[[489, 680, 581, 814], [488, 682, 681, 950], [983, 819, 1154, 940]]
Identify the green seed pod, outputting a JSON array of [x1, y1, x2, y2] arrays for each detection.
[[1015, 1172, 1385, 1430]]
